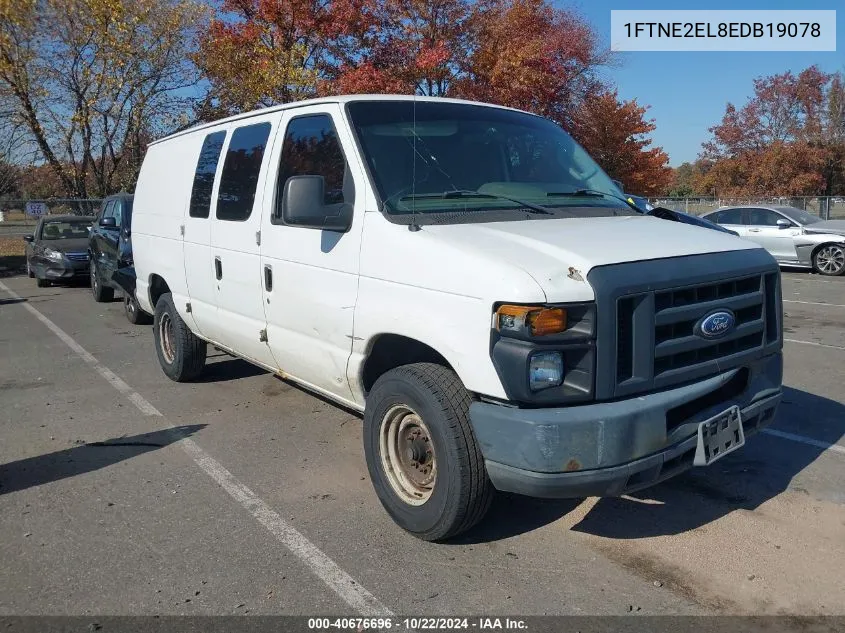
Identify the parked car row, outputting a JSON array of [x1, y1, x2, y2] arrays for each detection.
[[23, 192, 151, 323]]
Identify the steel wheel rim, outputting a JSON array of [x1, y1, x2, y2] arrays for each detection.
[[817, 246, 845, 274], [125, 294, 135, 315], [158, 312, 176, 364], [378, 405, 437, 506]]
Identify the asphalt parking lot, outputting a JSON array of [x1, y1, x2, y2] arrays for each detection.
[[1, 269, 844, 617]]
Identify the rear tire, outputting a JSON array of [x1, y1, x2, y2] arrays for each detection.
[[36, 277, 49, 288], [90, 260, 114, 302], [124, 292, 153, 325], [812, 244, 845, 276], [153, 292, 206, 382], [363, 363, 493, 541]]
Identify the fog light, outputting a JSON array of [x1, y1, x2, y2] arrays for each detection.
[[529, 352, 564, 391]]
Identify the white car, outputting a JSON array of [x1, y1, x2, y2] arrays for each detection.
[[702, 205, 845, 276], [131, 95, 783, 540]]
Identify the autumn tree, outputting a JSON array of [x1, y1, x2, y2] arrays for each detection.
[[567, 90, 671, 196], [196, 0, 382, 115], [328, 0, 474, 96], [701, 66, 845, 197], [0, 0, 206, 198], [455, 0, 608, 126]]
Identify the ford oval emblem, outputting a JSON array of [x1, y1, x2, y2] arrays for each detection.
[[697, 310, 736, 339]]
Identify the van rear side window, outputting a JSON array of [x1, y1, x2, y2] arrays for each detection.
[[217, 122, 272, 222], [189, 131, 227, 219]]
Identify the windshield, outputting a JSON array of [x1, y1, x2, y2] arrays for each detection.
[[346, 101, 625, 218], [779, 207, 821, 225], [41, 219, 92, 240]]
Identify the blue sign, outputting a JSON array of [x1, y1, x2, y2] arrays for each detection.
[[698, 310, 736, 339]]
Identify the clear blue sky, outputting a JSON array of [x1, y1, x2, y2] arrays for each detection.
[[567, 1, 845, 165]]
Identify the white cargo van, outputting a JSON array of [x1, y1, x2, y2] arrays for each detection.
[[132, 96, 783, 540]]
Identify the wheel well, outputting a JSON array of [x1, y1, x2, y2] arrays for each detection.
[[148, 274, 170, 308], [361, 335, 452, 394], [811, 241, 844, 257]]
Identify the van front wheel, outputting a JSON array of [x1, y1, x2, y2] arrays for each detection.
[[363, 363, 493, 541], [153, 292, 206, 382]]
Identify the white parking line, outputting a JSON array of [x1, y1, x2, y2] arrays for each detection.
[[0, 280, 392, 617], [783, 299, 845, 308], [784, 338, 845, 351], [763, 429, 845, 456]]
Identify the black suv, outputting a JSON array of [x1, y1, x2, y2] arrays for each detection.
[[88, 193, 151, 324]]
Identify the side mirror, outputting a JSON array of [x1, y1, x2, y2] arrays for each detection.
[[23, 234, 34, 243], [281, 175, 352, 232], [100, 216, 117, 228], [612, 179, 625, 192], [776, 219, 792, 229]]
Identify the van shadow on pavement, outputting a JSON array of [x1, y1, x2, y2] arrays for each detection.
[[457, 386, 844, 543], [0, 424, 205, 496]]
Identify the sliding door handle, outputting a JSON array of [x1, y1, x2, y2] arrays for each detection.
[[264, 264, 273, 292], [214, 256, 222, 280]]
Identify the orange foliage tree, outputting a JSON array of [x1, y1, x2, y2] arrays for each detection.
[[568, 90, 671, 196], [700, 66, 845, 197], [197, 0, 672, 188]]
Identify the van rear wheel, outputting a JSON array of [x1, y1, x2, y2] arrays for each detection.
[[153, 292, 206, 381], [363, 363, 493, 541]]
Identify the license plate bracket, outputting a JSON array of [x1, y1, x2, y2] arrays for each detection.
[[693, 405, 744, 467]]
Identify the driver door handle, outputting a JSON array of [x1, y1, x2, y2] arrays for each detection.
[[747, 228, 761, 233]]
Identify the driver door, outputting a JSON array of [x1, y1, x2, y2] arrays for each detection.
[[745, 208, 799, 262]]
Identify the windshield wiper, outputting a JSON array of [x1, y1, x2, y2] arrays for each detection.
[[547, 189, 639, 211], [399, 190, 552, 215]]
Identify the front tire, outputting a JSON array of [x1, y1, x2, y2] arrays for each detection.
[[26, 260, 34, 278], [812, 244, 845, 276], [124, 292, 153, 325], [90, 260, 114, 302], [363, 363, 493, 541], [153, 292, 206, 381]]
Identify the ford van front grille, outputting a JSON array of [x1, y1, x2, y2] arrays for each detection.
[[587, 251, 782, 401]]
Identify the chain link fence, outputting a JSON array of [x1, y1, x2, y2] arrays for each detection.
[[646, 196, 845, 220]]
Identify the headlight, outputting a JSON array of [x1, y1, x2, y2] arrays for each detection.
[[45, 248, 63, 261], [496, 304, 568, 336], [529, 352, 564, 391]]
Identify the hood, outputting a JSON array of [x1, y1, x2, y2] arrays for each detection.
[[804, 220, 845, 236], [424, 214, 760, 300], [44, 238, 89, 253]]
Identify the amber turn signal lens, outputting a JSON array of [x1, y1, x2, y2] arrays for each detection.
[[496, 305, 567, 336], [528, 308, 567, 336]]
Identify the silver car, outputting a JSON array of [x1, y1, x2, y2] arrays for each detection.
[[702, 205, 845, 276]]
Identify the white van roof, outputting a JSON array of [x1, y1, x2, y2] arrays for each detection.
[[151, 94, 534, 146]]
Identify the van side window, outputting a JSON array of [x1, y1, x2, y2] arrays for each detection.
[[189, 131, 227, 219], [217, 122, 271, 221], [276, 115, 347, 216]]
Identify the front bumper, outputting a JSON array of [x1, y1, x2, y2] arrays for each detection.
[[470, 352, 782, 498], [42, 259, 90, 279]]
